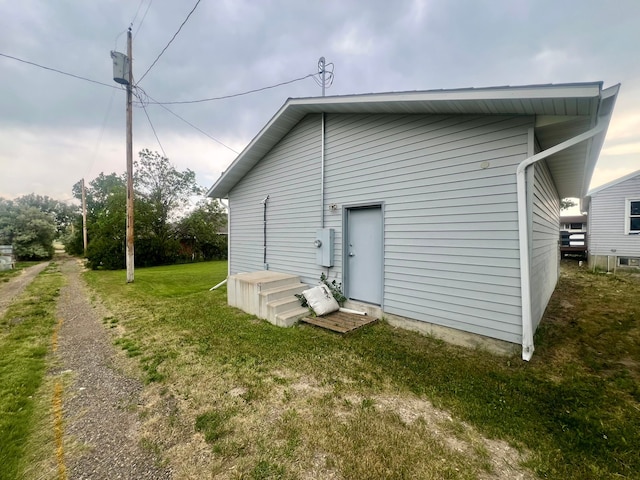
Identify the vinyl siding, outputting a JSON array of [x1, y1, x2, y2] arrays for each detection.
[[589, 174, 640, 257], [323, 113, 532, 344], [228, 112, 534, 344], [530, 159, 560, 329], [228, 114, 325, 281]]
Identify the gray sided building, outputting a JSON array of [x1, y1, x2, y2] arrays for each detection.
[[584, 169, 640, 270], [208, 83, 619, 360]]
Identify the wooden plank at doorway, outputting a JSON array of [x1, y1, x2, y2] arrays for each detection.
[[300, 310, 377, 333]]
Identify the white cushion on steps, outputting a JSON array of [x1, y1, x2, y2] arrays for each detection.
[[301, 285, 339, 316]]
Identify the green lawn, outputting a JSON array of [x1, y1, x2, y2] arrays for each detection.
[[80, 260, 640, 479], [0, 263, 63, 480]]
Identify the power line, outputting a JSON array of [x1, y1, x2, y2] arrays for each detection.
[[114, 28, 128, 52], [85, 88, 118, 180], [140, 89, 239, 154], [159, 103, 239, 154], [134, 0, 153, 40], [143, 72, 320, 105], [140, 101, 167, 157], [0, 52, 121, 90], [157, 105, 238, 154], [130, 0, 146, 27], [137, 0, 202, 84]]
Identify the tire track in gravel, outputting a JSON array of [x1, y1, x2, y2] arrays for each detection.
[[54, 257, 172, 479]]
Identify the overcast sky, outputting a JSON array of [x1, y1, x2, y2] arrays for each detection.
[[1, 0, 638, 207]]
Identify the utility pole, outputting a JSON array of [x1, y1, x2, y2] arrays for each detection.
[[81, 178, 87, 255], [110, 29, 135, 282], [125, 27, 135, 283]]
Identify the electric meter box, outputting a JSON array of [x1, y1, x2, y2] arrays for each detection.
[[315, 228, 334, 267]]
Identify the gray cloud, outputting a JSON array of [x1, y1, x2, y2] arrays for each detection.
[[1, 0, 639, 201]]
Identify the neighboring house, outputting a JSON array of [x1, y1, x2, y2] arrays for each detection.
[[559, 214, 588, 258], [583, 169, 640, 270], [208, 82, 619, 360]]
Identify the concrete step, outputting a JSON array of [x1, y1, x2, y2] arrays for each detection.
[[274, 306, 309, 328], [228, 271, 301, 316], [259, 283, 308, 303], [267, 296, 305, 322], [259, 283, 308, 319]]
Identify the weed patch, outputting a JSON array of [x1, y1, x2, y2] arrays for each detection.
[[114, 337, 142, 357], [195, 409, 235, 444], [249, 459, 287, 480]]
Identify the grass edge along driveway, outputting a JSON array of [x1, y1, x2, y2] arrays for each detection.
[[0, 262, 63, 480]]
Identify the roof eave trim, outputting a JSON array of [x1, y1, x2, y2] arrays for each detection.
[[587, 168, 640, 197], [206, 82, 610, 199], [207, 97, 299, 198], [288, 83, 603, 106], [579, 84, 621, 197]]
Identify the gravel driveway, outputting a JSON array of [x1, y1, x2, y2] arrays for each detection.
[[52, 257, 172, 479]]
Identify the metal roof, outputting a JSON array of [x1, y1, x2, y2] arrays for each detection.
[[207, 82, 619, 200]]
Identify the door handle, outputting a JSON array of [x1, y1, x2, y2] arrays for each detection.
[[349, 252, 355, 257]]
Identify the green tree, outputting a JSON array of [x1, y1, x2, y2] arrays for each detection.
[[66, 176, 112, 257], [14, 194, 77, 238], [134, 149, 203, 265], [0, 197, 57, 260], [73, 151, 206, 269], [175, 199, 227, 261], [68, 174, 127, 268], [14, 207, 56, 259], [6, 206, 56, 260], [561, 198, 577, 211]]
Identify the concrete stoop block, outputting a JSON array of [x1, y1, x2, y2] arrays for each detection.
[[228, 271, 309, 327]]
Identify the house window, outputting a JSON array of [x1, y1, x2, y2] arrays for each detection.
[[627, 199, 640, 234], [570, 223, 584, 230], [619, 257, 640, 267]]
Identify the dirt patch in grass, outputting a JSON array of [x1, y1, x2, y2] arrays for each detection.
[[132, 356, 534, 479]]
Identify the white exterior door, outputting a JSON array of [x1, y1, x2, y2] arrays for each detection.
[[346, 206, 383, 305]]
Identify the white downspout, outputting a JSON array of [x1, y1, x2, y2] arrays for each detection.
[[220, 198, 230, 279], [517, 122, 606, 361]]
